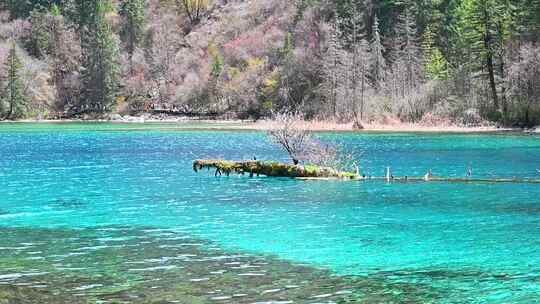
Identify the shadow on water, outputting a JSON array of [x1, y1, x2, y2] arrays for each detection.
[[51, 198, 87, 209], [370, 267, 540, 303], [491, 204, 540, 216], [372, 267, 539, 286], [0, 226, 443, 304]]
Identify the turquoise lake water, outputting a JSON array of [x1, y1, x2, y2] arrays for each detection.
[[0, 123, 539, 303]]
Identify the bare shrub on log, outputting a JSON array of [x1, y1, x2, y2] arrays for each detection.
[[299, 138, 340, 168], [267, 111, 345, 168], [267, 111, 311, 165]]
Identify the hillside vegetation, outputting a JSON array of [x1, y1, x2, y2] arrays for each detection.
[[1, 0, 540, 127]]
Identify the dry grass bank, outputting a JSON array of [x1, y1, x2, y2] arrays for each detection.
[[248, 119, 513, 133]]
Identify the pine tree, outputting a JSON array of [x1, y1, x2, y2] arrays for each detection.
[[350, 39, 370, 123], [394, 8, 423, 92], [65, 0, 91, 33], [28, 9, 53, 59], [337, 0, 367, 47], [341, 1, 371, 123], [208, 42, 224, 78], [321, 17, 346, 117], [456, 0, 516, 116], [370, 15, 386, 89], [1, 43, 27, 120], [80, 0, 120, 114], [423, 25, 449, 80], [521, 0, 540, 40], [281, 32, 295, 60], [120, 0, 146, 75], [3, 0, 65, 19], [278, 32, 295, 108], [65, 0, 114, 45], [207, 41, 224, 101]]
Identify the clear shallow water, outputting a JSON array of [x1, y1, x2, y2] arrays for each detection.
[[1, 123, 540, 303]]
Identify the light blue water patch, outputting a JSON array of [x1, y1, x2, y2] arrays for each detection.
[[0, 123, 539, 303]]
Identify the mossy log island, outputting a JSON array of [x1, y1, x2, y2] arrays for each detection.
[[193, 160, 359, 179], [193, 160, 540, 184]]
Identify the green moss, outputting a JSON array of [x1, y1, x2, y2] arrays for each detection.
[[193, 160, 359, 179], [304, 165, 321, 175], [340, 172, 359, 179]]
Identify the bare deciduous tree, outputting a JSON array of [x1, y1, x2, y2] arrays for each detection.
[[267, 111, 311, 165], [507, 43, 540, 127]]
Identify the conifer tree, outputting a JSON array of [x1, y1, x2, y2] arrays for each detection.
[[64, 0, 92, 43], [321, 17, 346, 117], [456, 0, 515, 116], [1, 43, 27, 120], [28, 9, 53, 59], [207, 41, 224, 101], [350, 39, 370, 123], [394, 8, 423, 92], [80, 0, 120, 114], [278, 32, 295, 108], [423, 25, 449, 80], [341, 1, 370, 123], [370, 15, 386, 89], [337, 0, 367, 46], [120, 0, 146, 75]]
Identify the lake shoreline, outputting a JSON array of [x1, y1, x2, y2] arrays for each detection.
[[2, 117, 537, 133]]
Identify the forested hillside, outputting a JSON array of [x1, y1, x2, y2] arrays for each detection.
[[1, 0, 540, 126]]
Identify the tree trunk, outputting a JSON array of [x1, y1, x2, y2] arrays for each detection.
[[483, 8, 499, 111], [498, 51, 508, 123], [360, 65, 365, 122], [486, 51, 499, 110]]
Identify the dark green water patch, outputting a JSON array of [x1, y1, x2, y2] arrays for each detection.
[[51, 198, 88, 209], [490, 203, 540, 216], [0, 285, 86, 304], [371, 267, 540, 300], [0, 226, 442, 303]]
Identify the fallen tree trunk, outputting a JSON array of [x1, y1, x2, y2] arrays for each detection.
[[193, 160, 540, 184], [193, 160, 359, 179]]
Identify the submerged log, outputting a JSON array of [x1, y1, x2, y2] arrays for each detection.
[[193, 160, 359, 179], [374, 176, 540, 184]]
